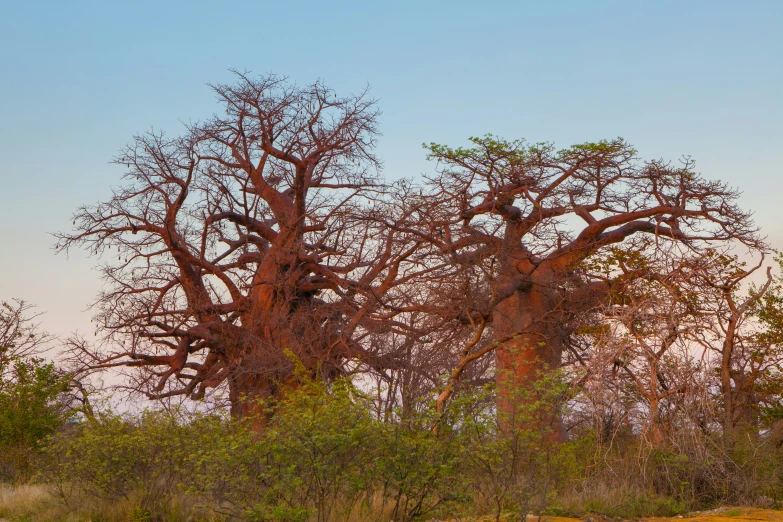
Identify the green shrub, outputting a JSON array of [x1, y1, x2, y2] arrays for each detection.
[[372, 410, 468, 521], [40, 410, 206, 516], [449, 369, 576, 521], [0, 358, 70, 482], [45, 366, 783, 520], [37, 370, 584, 521]]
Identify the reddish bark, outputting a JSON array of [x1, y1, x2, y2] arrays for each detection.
[[57, 73, 427, 417], [409, 136, 763, 424]]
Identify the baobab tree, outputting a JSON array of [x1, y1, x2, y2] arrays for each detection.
[[57, 73, 427, 417], [403, 136, 763, 415]]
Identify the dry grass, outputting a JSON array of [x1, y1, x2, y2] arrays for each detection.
[[2, 484, 783, 522], [0, 483, 449, 522], [0, 484, 64, 521], [0, 483, 228, 522], [438, 508, 783, 522]]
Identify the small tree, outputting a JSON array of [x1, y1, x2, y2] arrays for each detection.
[[0, 300, 70, 481], [0, 299, 54, 376]]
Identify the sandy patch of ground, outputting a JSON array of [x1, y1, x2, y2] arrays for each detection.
[[439, 507, 783, 522]]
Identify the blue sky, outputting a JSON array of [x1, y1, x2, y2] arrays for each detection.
[[1, 0, 781, 338]]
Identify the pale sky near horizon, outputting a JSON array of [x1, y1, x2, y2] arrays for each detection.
[[1, 0, 781, 343]]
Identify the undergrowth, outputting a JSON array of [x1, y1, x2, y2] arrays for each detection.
[[2, 372, 783, 521]]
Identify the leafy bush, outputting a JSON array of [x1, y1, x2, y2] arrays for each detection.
[[40, 367, 783, 521], [41, 410, 206, 516], [0, 299, 71, 483], [450, 369, 577, 521], [372, 408, 468, 521], [39, 376, 480, 521], [188, 376, 467, 521], [0, 358, 70, 482]]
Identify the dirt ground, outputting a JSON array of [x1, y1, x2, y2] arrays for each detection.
[[440, 507, 783, 522]]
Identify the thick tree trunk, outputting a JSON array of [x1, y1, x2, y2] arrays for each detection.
[[226, 347, 303, 429], [224, 279, 341, 426], [494, 278, 566, 439], [228, 366, 274, 423]]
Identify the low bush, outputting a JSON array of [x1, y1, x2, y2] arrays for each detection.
[[0, 358, 71, 482], [23, 370, 783, 521]]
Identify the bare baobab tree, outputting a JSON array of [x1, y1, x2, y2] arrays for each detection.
[[404, 136, 764, 416], [57, 73, 427, 417]]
